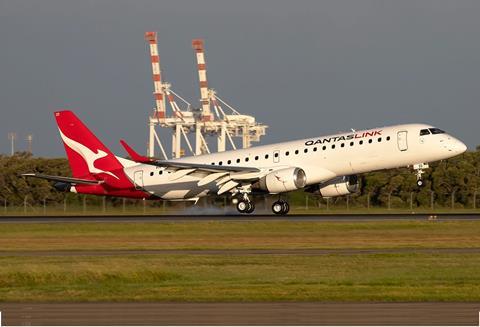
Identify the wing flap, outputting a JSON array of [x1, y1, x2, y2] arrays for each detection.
[[169, 169, 196, 181], [198, 172, 229, 187], [218, 180, 239, 195]]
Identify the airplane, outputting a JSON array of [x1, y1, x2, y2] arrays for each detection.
[[23, 110, 467, 215]]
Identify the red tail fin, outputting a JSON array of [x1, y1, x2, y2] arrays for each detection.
[[54, 110, 131, 188]]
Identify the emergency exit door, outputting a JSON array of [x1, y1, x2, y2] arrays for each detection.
[[397, 131, 408, 151]]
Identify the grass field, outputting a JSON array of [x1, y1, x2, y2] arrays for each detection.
[[1, 220, 480, 302]]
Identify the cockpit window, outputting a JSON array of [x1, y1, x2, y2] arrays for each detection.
[[429, 128, 445, 134], [420, 129, 430, 136]]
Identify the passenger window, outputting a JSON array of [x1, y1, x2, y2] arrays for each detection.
[[313, 147, 317, 152], [331, 144, 335, 149], [359, 140, 363, 145], [386, 136, 391, 141], [420, 129, 430, 136], [368, 139, 372, 144], [295, 150, 299, 155], [245, 157, 249, 162], [159, 171, 163, 175], [265, 154, 269, 159], [150, 172, 154, 176], [211, 162, 215, 165], [219, 161, 223, 165], [227, 160, 231, 164], [304, 149, 308, 153], [285, 151, 290, 156], [322, 146, 326, 150], [350, 142, 354, 146], [254, 156, 259, 160], [341, 143, 345, 147], [274, 153, 279, 157], [378, 138, 382, 142], [236, 159, 240, 163]]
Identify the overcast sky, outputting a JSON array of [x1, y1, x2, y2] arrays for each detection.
[[1, 0, 479, 157]]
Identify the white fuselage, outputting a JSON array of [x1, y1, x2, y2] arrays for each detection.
[[123, 123, 466, 200]]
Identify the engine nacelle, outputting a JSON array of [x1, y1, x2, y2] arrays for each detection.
[[257, 167, 307, 193], [53, 182, 71, 192], [305, 175, 359, 197]]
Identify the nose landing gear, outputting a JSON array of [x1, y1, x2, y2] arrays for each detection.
[[413, 163, 429, 187]]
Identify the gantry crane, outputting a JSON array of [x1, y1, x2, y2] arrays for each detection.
[[145, 32, 268, 159]]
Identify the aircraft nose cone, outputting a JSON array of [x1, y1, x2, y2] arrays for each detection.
[[452, 139, 467, 154], [457, 140, 467, 153]]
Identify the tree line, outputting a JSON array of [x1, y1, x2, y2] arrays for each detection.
[[1, 149, 480, 208]]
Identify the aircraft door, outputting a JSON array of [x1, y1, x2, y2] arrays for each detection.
[[134, 170, 144, 190], [397, 131, 408, 151], [273, 150, 280, 163]]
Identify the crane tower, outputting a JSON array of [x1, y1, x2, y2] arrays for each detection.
[[145, 32, 267, 159]]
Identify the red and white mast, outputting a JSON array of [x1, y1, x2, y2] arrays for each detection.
[[192, 39, 212, 122], [145, 32, 166, 120]]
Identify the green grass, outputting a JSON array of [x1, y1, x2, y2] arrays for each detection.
[[1, 253, 480, 302], [1, 220, 480, 251], [1, 220, 480, 302]]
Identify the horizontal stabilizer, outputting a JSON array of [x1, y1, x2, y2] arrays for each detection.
[[21, 173, 102, 185]]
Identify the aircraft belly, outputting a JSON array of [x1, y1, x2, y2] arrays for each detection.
[[301, 165, 337, 185]]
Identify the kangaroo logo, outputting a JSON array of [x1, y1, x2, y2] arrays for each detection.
[[59, 129, 119, 180]]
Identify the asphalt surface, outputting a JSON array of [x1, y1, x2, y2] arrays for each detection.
[[1, 247, 480, 257], [0, 213, 479, 223], [1, 302, 479, 325]]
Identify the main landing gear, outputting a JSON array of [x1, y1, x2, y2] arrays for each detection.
[[233, 192, 290, 215], [235, 191, 256, 214], [413, 163, 429, 188], [272, 200, 290, 215], [236, 199, 255, 214]]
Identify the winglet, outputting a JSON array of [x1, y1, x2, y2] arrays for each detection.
[[120, 140, 152, 163]]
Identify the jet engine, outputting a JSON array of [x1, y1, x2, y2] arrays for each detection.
[[53, 182, 71, 192], [257, 167, 307, 193], [305, 175, 359, 197]]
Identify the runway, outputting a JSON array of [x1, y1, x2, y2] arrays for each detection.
[[1, 302, 479, 325], [0, 213, 479, 223], [1, 247, 480, 257]]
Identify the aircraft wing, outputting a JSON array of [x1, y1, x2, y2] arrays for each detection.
[[149, 160, 260, 173], [21, 173, 103, 185], [119, 139, 263, 194], [119, 139, 260, 173]]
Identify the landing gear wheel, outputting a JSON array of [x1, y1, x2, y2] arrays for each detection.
[[237, 200, 255, 214], [245, 202, 255, 214], [272, 200, 289, 215], [237, 200, 248, 213], [416, 179, 424, 187], [272, 201, 284, 215]]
